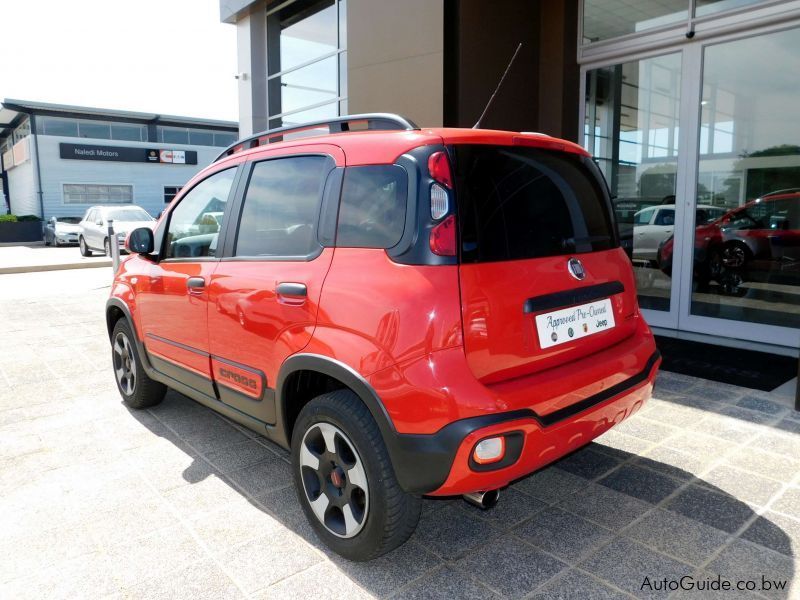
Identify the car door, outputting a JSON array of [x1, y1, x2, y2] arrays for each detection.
[[135, 166, 240, 398], [206, 145, 343, 424], [80, 209, 95, 247], [631, 207, 655, 260], [89, 209, 105, 249]]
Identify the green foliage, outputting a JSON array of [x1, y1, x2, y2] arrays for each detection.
[[15, 214, 41, 222], [0, 214, 18, 223]]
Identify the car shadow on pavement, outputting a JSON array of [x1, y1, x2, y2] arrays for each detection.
[[127, 389, 795, 599]]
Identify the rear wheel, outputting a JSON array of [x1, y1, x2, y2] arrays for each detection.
[[291, 390, 421, 561], [79, 237, 93, 257], [111, 319, 166, 409]]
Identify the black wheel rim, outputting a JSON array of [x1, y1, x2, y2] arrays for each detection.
[[113, 332, 136, 396], [299, 422, 369, 538]]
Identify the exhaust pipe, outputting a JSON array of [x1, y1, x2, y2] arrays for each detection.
[[463, 489, 500, 510]]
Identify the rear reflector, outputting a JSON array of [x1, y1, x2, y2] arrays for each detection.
[[430, 183, 448, 220], [429, 214, 456, 256], [428, 151, 453, 189], [473, 436, 505, 464]]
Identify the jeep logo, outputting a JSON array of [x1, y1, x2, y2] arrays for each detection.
[[219, 367, 257, 390]]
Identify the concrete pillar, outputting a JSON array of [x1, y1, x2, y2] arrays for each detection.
[[236, 5, 268, 137]]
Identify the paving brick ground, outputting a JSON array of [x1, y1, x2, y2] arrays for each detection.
[[1, 268, 799, 599]]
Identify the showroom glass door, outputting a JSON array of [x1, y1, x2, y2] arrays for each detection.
[[680, 26, 800, 346], [584, 51, 688, 328]]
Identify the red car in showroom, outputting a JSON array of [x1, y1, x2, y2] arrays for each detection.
[[106, 114, 659, 560], [658, 190, 800, 288]]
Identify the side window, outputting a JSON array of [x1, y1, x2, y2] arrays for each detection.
[[633, 209, 653, 225], [234, 156, 330, 258], [164, 168, 236, 259], [654, 209, 675, 226], [337, 165, 408, 248]]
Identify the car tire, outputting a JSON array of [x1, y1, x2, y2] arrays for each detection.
[[291, 389, 421, 561], [111, 318, 166, 409], [44, 235, 51, 246], [79, 237, 93, 257], [104, 237, 111, 257]]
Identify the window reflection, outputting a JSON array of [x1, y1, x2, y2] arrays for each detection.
[[688, 28, 800, 328], [584, 52, 682, 311]]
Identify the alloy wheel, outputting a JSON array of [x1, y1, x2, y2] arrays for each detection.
[[299, 422, 369, 538], [113, 332, 137, 396]]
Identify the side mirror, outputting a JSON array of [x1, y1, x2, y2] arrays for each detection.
[[95, 219, 103, 226], [126, 227, 154, 254]]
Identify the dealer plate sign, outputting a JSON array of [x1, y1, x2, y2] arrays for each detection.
[[535, 298, 615, 349]]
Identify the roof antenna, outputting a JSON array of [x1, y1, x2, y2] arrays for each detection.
[[473, 42, 523, 129]]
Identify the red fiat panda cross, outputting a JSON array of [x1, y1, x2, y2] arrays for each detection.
[[107, 114, 659, 561]]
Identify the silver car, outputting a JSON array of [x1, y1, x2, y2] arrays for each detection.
[[44, 216, 82, 246], [78, 205, 155, 256]]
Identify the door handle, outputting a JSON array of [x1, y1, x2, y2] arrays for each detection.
[[276, 282, 307, 297], [187, 277, 206, 291]]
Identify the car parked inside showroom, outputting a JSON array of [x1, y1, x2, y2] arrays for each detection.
[[105, 114, 660, 561], [78, 205, 155, 257], [43, 216, 82, 246]]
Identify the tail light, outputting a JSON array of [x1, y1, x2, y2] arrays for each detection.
[[428, 151, 453, 189], [428, 151, 456, 256], [430, 214, 456, 256]]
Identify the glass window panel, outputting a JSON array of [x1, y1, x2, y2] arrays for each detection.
[[583, 0, 688, 43], [691, 27, 800, 330], [695, 0, 767, 17], [42, 117, 79, 137], [584, 52, 682, 312], [78, 122, 111, 139], [214, 132, 237, 147], [270, 101, 338, 130], [235, 157, 329, 257], [166, 169, 235, 258], [278, 1, 337, 72], [111, 124, 144, 141], [269, 55, 339, 118], [189, 130, 214, 146], [337, 166, 408, 249], [160, 127, 189, 144]]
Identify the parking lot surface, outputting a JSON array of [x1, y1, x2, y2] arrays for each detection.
[[1, 268, 798, 599]]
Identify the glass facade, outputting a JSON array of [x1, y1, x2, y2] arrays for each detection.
[[690, 27, 800, 329], [581, 0, 800, 347], [585, 53, 682, 311], [266, 0, 346, 128]]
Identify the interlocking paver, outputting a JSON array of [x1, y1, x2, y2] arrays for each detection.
[[1, 267, 799, 599]]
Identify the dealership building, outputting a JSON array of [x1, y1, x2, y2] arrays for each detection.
[[0, 99, 238, 221], [221, 0, 800, 356]]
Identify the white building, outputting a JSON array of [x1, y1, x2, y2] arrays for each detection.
[[0, 99, 238, 220]]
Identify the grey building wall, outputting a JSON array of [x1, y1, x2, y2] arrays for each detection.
[[346, 0, 444, 127], [35, 136, 223, 219]]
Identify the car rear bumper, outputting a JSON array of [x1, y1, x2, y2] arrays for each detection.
[[380, 338, 660, 495]]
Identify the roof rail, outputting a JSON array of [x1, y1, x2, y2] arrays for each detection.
[[214, 113, 419, 162]]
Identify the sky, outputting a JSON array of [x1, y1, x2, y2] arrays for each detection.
[[0, 0, 239, 122]]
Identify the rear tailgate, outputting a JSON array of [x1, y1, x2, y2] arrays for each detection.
[[453, 143, 638, 387]]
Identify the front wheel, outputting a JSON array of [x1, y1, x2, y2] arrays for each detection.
[[111, 319, 166, 409], [291, 390, 421, 561], [79, 237, 93, 257]]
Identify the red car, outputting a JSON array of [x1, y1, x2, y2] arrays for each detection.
[[658, 191, 800, 288], [106, 114, 659, 560]]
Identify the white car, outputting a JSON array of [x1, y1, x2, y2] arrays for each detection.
[[632, 204, 726, 261], [78, 205, 155, 257], [44, 216, 82, 246]]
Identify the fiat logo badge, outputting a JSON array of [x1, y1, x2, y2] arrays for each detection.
[[567, 257, 586, 280]]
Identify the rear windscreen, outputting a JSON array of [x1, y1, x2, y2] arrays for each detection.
[[452, 145, 616, 263]]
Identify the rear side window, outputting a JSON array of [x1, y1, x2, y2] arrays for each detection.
[[453, 146, 615, 263], [235, 156, 330, 258], [654, 209, 675, 226], [336, 165, 408, 248]]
